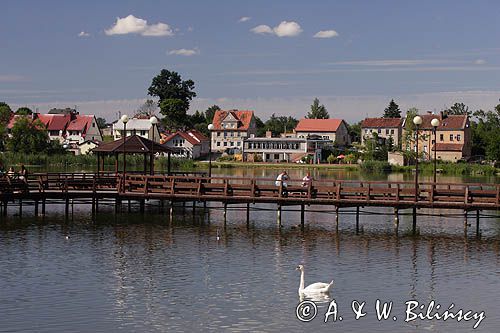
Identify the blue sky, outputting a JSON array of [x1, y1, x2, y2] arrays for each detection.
[[1, 0, 500, 122]]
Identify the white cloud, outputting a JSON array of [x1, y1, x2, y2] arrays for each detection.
[[273, 21, 302, 37], [105, 15, 174, 37], [251, 24, 273, 34], [313, 30, 338, 38], [168, 48, 199, 56], [239, 16, 251, 22], [251, 21, 302, 37], [474, 59, 486, 65], [78, 31, 90, 37]]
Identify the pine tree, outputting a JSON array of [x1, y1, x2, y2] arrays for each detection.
[[383, 99, 401, 118], [307, 98, 329, 119]]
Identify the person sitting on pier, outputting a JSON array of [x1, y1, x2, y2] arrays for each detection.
[[19, 165, 28, 181], [7, 167, 15, 179], [301, 172, 313, 187], [275, 170, 289, 197]]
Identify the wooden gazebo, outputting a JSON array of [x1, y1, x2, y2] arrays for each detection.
[[92, 135, 174, 175]]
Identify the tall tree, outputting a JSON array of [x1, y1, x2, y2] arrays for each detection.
[[347, 121, 362, 143], [444, 102, 471, 116], [204, 105, 220, 124], [264, 114, 298, 136], [96, 117, 107, 129], [0, 102, 12, 124], [383, 99, 401, 118], [7, 118, 49, 153], [148, 70, 196, 130], [307, 98, 329, 119], [254, 116, 266, 137], [15, 107, 33, 115], [472, 104, 500, 161]]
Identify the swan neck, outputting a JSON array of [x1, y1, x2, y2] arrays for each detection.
[[299, 270, 305, 291]]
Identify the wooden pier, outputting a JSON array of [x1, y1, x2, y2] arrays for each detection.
[[1, 172, 498, 234]]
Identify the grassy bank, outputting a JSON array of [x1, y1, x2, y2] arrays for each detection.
[[360, 160, 498, 176], [0, 152, 196, 171], [195, 160, 359, 171]]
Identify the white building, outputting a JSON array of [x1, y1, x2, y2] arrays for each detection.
[[210, 110, 257, 152], [113, 117, 161, 142], [162, 130, 209, 159]]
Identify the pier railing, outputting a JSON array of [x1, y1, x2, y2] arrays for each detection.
[[0, 173, 498, 210]]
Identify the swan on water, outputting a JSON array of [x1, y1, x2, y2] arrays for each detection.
[[296, 264, 333, 295]]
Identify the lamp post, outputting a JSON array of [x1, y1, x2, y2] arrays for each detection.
[[207, 123, 214, 179], [431, 118, 440, 184], [413, 115, 423, 202], [149, 116, 158, 175], [121, 115, 129, 176]]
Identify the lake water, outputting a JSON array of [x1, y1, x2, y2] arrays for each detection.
[[0, 168, 499, 332]]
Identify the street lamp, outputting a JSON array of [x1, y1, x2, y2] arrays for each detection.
[[207, 123, 214, 179], [431, 118, 440, 183], [413, 115, 423, 202], [121, 115, 129, 175], [149, 116, 158, 175]]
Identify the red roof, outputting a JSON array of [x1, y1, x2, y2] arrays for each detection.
[[164, 130, 208, 146], [432, 143, 464, 152], [212, 110, 254, 131], [361, 117, 403, 128], [295, 118, 344, 132], [67, 115, 93, 132], [7, 115, 23, 129], [36, 114, 71, 131], [418, 114, 467, 130]]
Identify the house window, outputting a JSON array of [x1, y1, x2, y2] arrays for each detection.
[[440, 134, 444, 141], [237, 142, 241, 146], [224, 142, 227, 146], [274, 154, 280, 160], [457, 134, 461, 141], [217, 131, 221, 137], [385, 129, 389, 135], [92, 123, 95, 127], [378, 129, 381, 134], [217, 142, 221, 147], [365, 129, 368, 133], [449, 134, 454, 142], [390, 129, 394, 134]]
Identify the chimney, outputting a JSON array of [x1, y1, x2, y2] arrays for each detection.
[[265, 130, 272, 138]]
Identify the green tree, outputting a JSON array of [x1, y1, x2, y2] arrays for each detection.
[[402, 107, 419, 151], [0, 102, 12, 124], [96, 117, 107, 129], [204, 105, 220, 124], [347, 121, 362, 143], [472, 104, 500, 161], [307, 98, 329, 119], [383, 99, 401, 118], [444, 102, 471, 116], [264, 114, 298, 136], [148, 70, 196, 130], [254, 116, 266, 137], [15, 107, 33, 115], [7, 117, 49, 153]]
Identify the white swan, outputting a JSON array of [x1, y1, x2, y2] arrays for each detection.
[[296, 265, 334, 295]]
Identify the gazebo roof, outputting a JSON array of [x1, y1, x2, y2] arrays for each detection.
[[92, 135, 173, 154]]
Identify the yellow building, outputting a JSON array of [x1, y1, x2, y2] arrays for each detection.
[[405, 113, 471, 162]]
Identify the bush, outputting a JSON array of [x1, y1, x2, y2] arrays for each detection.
[[359, 160, 392, 173]]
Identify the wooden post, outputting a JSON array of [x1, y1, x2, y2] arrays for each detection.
[[169, 201, 174, 221], [246, 203, 250, 227], [128, 199, 131, 213], [476, 210, 480, 237], [277, 204, 282, 228], [140, 199, 145, 213], [412, 207, 417, 235], [223, 202, 227, 225], [335, 206, 339, 230], [19, 199, 23, 217], [464, 210, 468, 235], [41, 198, 46, 216], [65, 197, 70, 217], [192, 201, 196, 214], [2, 200, 7, 216], [355, 206, 360, 234], [300, 203, 305, 230], [34, 199, 39, 216]]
